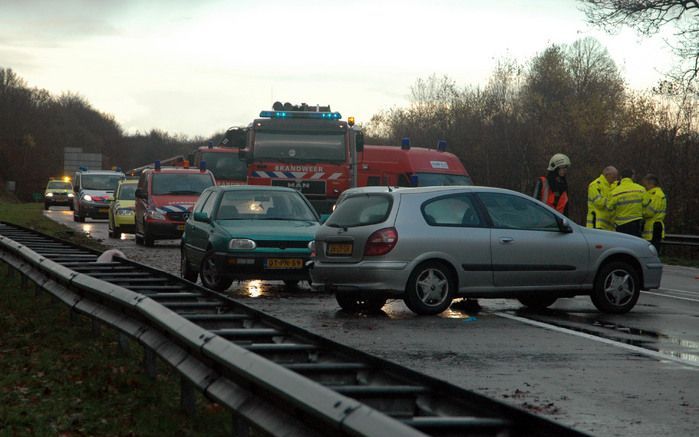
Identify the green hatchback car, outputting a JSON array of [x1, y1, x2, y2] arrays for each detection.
[[180, 185, 321, 291]]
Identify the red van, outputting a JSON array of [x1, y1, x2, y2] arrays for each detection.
[[134, 165, 216, 246]]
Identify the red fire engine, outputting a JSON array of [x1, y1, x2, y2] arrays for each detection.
[[190, 127, 247, 186], [238, 103, 472, 212]]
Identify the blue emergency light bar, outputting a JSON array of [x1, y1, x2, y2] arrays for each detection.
[[259, 110, 342, 120]]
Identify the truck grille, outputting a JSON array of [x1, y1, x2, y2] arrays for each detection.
[[271, 180, 325, 196]]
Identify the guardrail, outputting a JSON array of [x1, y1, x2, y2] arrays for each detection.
[[664, 234, 699, 248], [0, 221, 586, 437]]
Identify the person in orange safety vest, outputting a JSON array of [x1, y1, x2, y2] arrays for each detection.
[[532, 153, 570, 216]]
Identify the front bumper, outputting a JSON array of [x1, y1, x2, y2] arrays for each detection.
[[45, 195, 72, 206], [114, 213, 135, 228], [79, 201, 110, 218], [213, 251, 311, 281], [145, 220, 185, 240], [641, 259, 663, 290], [309, 260, 410, 294]]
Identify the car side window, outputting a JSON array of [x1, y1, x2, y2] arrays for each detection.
[[200, 192, 218, 218], [478, 192, 559, 231], [421, 194, 482, 227], [193, 191, 212, 213]]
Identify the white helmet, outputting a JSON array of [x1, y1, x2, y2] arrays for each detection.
[[547, 153, 571, 171]]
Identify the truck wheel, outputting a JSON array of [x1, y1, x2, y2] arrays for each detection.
[[591, 261, 640, 314], [518, 296, 558, 310], [404, 261, 454, 315], [181, 248, 198, 283], [335, 291, 387, 313], [200, 251, 233, 291]]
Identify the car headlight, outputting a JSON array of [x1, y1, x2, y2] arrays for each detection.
[[116, 208, 134, 216], [146, 209, 166, 220], [45, 192, 54, 197], [229, 239, 256, 250], [648, 244, 658, 256], [68, 193, 74, 198], [83, 194, 92, 202], [309, 240, 316, 257]]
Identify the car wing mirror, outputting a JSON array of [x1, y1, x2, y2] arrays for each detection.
[[557, 217, 573, 233], [193, 212, 210, 223], [319, 213, 330, 224]]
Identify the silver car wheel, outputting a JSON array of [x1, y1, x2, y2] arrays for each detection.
[[416, 268, 449, 307], [603, 269, 635, 306]]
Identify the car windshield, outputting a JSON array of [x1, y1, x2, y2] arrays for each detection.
[[415, 173, 473, 186], [152, 173, 214, 195], [202, 151, 247, 180], [81, 174, 122, 190], [47, 181, 71, 190], [253, 131, 346, 163], [216, 190, 317, 221], [117, 184, 137, 200], [326, 194, 392, 228]]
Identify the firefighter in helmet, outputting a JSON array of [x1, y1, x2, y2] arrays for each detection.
[[533, 153, 571, 216]]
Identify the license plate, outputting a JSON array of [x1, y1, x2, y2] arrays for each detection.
[[327, 243, 353, 256], [177, 224, 185, 231], [99, 208, 109, 213], [266, 258, 303, 269]]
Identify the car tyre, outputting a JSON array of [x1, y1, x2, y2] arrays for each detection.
[[74, 213, 85, 223], [518, 296, 558, 310], [335, 291, 387, 313], [181, 248, 198, 283], [108, 223, 119, 239], [405, 261, 455, 315], [143, 224, 154, 247], [69, 204, 74, 211], [591, 261, 640, 314], [200, 251, 233, 291], [43, 203, 49, 211]]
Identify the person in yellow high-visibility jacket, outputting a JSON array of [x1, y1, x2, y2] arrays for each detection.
[[607, 169, 646, 237], [586, 166, 618, 230], [642, 173, 667, 254]]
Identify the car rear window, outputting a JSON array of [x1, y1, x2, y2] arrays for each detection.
[[326, 194, 392, 228]]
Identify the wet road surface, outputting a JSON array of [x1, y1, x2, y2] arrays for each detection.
[[43, 207, 699, 436]]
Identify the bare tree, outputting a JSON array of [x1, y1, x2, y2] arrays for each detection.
[[580, 1, 699, 84]]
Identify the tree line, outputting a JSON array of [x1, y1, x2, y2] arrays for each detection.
[[0, 68, 220, 200], [365, 38, 699, 234]]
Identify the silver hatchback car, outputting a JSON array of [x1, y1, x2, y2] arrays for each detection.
[[310, 186, 663, 315]]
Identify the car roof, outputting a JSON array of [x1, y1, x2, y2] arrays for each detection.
[[209, 185, 299, 193], [77, 170, 124, 175], [342, 185, 526, 197], [145, 168, 213, 175]]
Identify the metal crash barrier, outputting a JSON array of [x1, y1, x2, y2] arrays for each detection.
[[0, 222, 586, 437]]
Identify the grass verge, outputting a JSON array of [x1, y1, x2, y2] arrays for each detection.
[[0, 272, 231, 436]]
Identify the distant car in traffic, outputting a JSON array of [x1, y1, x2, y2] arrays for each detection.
[[44, 178, 74, 210], [180, 185, 321, 291], [134, 165, 216, 246], [72, 169, 125, 222], [310, 186, 663, 315], [108, 178, 138, 238]]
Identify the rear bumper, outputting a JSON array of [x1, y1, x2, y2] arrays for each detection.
[[641, 260, 663, 290], [309, 260, 409, 294], [213, 251, 311, 281]]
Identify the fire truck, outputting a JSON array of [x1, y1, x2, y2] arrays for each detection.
[[237, 103, 472, 212], [190, 127, 248, 186]]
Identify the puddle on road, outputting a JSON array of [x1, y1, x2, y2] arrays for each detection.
[[515, 310, 699, 364]]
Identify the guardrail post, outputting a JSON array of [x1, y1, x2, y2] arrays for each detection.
[[143, 347, 157, 379], [232, 414, 250, 437], [117, 333, 129, 355], [91, 319, 101, 336], [180, 377, 196, 416]]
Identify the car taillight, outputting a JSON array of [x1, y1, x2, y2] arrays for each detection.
[[364, 227, 398, 256]]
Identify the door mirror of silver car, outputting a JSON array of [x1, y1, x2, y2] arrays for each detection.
[[557, 217, 573, 233], [193, 212, 210, 223], [319, 213, 330, 224]]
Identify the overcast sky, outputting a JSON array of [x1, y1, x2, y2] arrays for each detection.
[[0, 0, 678, 137]]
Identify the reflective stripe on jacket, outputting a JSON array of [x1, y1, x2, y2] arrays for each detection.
[[586, 174, 616, 231], [534, 176, 568, 214], [642, 186, 667, 240], [607, 178, 645, 226]]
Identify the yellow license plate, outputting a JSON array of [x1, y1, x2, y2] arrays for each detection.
[[327, 243, 353, 256], [177, 224, 185, 231], [266, 258, 303, 269], [99, 208, 109, 213]]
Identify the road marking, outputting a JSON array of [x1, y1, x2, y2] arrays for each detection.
[[494, 312, 699, 369], [641, 290, 699, 303], [659, 287, 699, 296]]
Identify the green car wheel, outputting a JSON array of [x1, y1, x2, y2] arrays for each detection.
[[200, 251, 233, 291]]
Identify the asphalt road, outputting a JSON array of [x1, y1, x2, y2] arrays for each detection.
[[44, 207, 699, 437]]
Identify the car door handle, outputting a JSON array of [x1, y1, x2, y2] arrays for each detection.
[[499, 237, 514, 244]]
